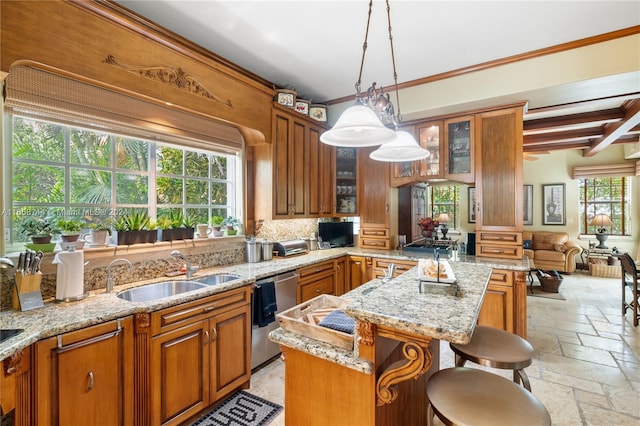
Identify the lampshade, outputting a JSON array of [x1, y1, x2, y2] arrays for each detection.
[[437, 213, 451, 224], [589, 214, 613, 232], [369, 130, 430, 162], [320, 105, 396, 147]]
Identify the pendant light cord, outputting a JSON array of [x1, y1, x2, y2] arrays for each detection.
[[386, 0, 401, 123], [355, 0, 374, 96]]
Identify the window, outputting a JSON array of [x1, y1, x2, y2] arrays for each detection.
[[429, 185, 460, 228], [578, 177, 630, 235], [7, 116, 241, 247]]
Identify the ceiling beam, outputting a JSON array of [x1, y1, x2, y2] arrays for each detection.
[[584, 99, 640, 156], [523, 109, 623, 133], [524, 127, 604, 145]]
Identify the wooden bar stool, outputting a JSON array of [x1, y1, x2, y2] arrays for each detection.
[[427, 367, 551, 426], [449, 325, 534, 391]]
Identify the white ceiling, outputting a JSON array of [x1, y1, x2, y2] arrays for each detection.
[[116, 0, 640, 104]]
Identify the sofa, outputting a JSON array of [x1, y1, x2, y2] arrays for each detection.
[[523, 231, 582, 274]]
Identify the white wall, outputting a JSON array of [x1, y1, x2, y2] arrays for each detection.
[[523, 146, 639, 258]]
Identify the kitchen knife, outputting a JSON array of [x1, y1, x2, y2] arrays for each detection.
[[17, 252, 24, 274]]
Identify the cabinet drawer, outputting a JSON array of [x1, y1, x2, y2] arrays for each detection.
[[360, 228, 390, 238], [477, 244, 523, 260], [298, 260, 335, 281], [360, 237, 391, 250], [372, 258, 417, 278], [477, 231, 522, 245], [151, 286, 251, 335], [299, 275, 334, 303], [489, 269, 513, 286]]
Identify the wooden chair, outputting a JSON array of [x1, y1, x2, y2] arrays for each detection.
[[620, 253, 639, 326]]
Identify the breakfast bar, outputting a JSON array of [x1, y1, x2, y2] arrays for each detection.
[[269, 260, 494, 426]]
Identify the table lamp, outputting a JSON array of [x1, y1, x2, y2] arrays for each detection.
[[437, 213, 451, 240], [589, 214, 613, 249]]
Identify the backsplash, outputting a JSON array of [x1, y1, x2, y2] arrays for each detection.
[[255, 218, 318, 242]]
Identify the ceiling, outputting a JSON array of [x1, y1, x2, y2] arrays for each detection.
[[116, 1, 640, 157]]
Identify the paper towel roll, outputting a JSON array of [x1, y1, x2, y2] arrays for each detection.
[[53, 250, 85, 301]]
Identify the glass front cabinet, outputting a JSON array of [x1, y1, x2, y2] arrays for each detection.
[[334, 147, 358, 216], [443, 116, 474, 184]]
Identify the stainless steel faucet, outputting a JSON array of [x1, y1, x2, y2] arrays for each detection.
[[107, 258, 133, 293], [382, 263, 396, 283], [171, 250, 198, 279]]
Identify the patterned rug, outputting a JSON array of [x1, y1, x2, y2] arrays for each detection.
[[190, 390, 282, 426], [528, 284, 566, 300]]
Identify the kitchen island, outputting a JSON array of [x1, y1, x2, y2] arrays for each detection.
[[270, 260, 495, 426]]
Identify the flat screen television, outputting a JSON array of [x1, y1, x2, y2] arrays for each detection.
[[318, 222, 354, 248]]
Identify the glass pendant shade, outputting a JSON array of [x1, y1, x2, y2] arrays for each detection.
[[369, 130, 430, 162], [320, 105, 396, 147]]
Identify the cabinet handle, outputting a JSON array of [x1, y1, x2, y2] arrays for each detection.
[[355, 261, 361, 265], [212, 328, 217, 342], [56, 329, 121, 354], [87, 371, 94, 391], [204, 330, 210, 344], [203, 305, 216, 312]]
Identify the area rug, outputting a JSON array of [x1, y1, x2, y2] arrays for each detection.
[[190, 390, 282, 426], [528, 285, 566, 300]]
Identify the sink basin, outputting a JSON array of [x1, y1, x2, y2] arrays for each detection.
[[196, 274, 242, 286], [117, 281, 207, 302]]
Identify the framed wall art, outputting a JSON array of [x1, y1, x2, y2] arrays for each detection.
[[523, 184, 533, 226], [542, 183, 565, 225], [468, 187, 476, 223]]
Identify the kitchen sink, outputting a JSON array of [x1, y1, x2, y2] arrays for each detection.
[[117, 280, 208, 302], [195, 274, 242, 286]]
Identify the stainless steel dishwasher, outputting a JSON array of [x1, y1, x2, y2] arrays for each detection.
[[251, 270, 298, 369]]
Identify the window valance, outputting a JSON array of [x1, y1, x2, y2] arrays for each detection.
[[571, 161, 640, 179], [3, 64, 243, 153]]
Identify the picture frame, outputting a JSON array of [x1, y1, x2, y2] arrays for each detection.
[[295, 99, 309, 115], [542, 183, 565, 225], [309, 104, 327, 122], [523, 184, 533, 226], [275, 89, 296, 108], [468, 187, 476, 223]]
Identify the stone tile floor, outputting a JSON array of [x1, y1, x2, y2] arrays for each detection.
[[248, 272, 640, 425]]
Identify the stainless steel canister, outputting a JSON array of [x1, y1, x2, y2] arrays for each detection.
[[246, 238, 261, 263], [261, 241, 274, 261]]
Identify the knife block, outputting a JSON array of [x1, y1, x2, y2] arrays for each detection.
[[13, 271, 44, 311]]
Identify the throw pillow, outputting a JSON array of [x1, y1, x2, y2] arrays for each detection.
[[523, 239, 532, 249], [554, 243, 567, 253]]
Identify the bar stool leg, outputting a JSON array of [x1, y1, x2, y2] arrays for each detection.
[[517, 368, 532, 392], [455, 356, 466, 367], [427, 402, 434, 426]]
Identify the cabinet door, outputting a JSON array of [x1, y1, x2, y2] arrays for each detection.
[[334, 147, 358, 216], [390, 124, 420, 187], [210, 304, 251, 402], [478, 283, 514, 333], [347, 256, 368, 291], [443, 116, 475, 183], [299, 273, 335, 303], [417, 121, 444, 179], [359, 147, 391, 228], [151, 320, 209, 426], [335, 257, 347, 296], [307, 124, 333, 216], [35, 317, 134, 426], [272, 110, 306, 218]]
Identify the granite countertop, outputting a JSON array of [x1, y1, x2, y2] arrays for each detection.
[[0, 247, 526, 361], [270, 259, 494, 373]]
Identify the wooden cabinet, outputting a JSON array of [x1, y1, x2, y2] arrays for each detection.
[[253, 104, 329, 220], [442, 116, 475, 184], [1, 346, 31, 426], [335, 256, 347, 296], [34, 317, 134, 426], [475, 105, 524, 259], [478, 269, 527, 338], [308, 124, 333, 217], [358, 147, 397, 250], [389, 124, 420, 187], [297, 259, 336, 303], [347, 255, 369, 292], [371, 258, 417, 279], [147, 286, 251, 426]]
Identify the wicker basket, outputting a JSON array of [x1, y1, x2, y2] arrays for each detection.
[[589, 263, 622, 278], [536, 271, 563, 293]]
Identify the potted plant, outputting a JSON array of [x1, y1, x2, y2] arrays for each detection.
[[57, 218, 86, 242], [87, 222, 111, 246], [20, 216, 60, 244], [210, 216, 225, 237], [156, 216, 174, 241], [223, 216, 241, 236], [110, 209, 156, 245], [181, 212, 197, 240]]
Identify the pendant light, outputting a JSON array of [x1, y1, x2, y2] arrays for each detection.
[[321, 0, 429, 162], [369, 0, 429, 162]]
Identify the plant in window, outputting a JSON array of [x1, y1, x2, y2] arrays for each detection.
[[110, 209, 157, 245], [156, 216, 172, 231], [223, 216, 241, 236], [86, 221, 111, 246], [57, 218, 86, 242], [20, 216, 60, 244]]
